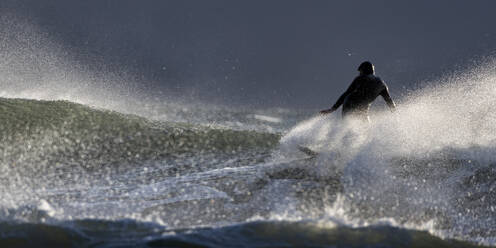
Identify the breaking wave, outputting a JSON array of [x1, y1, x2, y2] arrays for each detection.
[[279, 60, 496, 246]]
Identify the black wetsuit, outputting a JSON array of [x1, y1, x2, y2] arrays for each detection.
[[331, 74, 395, 121]]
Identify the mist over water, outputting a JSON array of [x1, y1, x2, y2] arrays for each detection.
[[0, 6, 495, 248]]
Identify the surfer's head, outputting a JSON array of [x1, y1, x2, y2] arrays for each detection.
[[358, 61, 374, 75]]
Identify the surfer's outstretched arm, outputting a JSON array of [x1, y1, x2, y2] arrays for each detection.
[[380, 87, 396, 112], [320, 79, 359, 114]]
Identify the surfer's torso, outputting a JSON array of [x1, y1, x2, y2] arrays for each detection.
[[321, 61, 396, 122], [342, 74, 387, 118]]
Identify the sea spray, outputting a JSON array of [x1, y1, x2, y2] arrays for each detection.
[[278, 59, 496, 245]]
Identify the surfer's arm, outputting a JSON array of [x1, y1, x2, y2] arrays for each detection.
[[329, 92, 348, 111], [320, 93, 347, 114], [320, 79, 359, 114], [380, 87, 396, 112]]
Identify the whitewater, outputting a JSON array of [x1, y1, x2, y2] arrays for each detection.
[[0, 15, 495, 248]]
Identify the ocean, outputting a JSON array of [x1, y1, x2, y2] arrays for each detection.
[[0, 61, 495, 247]]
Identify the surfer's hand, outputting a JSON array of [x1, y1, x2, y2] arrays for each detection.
[[320, 109, 333, 115], [390, 106, 397, 113]]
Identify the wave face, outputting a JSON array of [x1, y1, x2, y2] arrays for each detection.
[[0, 98, 279, 166]]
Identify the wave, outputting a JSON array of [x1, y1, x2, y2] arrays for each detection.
[[0, 97, 280, 169], [0, 219, 486, 248]]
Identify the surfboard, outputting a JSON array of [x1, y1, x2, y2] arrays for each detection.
[[297, 145, 318, 157]]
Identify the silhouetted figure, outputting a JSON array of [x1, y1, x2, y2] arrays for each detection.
[[320, 61, 396, 122]]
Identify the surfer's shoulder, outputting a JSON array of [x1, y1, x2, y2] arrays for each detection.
[[368, 74, 381, 81], [352, 75, 363, 82], [372, 75, 386, 85]]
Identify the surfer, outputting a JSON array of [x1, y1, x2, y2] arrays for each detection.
[[320, 61, 396, 122]]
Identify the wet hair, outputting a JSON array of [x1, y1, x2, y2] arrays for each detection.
[[358, 61, 374, 75]]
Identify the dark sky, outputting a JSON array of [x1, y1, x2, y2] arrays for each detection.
[[2, 0, 496, 108]]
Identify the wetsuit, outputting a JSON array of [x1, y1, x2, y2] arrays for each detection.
[[330, 74, 395, 122]]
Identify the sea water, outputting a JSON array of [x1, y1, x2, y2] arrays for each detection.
[[0, 14, 495, 248]]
